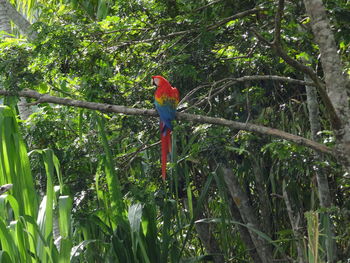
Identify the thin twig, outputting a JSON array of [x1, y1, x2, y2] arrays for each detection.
[[114, 7, 266, 48], [184, 75, 315, 110], [193, 0, 225, 12], [251, 9, 342, 130], [222, 43, 258, 60]]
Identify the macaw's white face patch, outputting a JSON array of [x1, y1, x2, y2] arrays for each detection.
[[153, 77, 160, 86]]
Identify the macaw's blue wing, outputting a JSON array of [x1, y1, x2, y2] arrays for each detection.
[[154, 100, 177, 133]]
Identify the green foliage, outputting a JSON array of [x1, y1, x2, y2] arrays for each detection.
[[0, 107, 66, 262], [0, 106, 38, 220], [306, 211, 323, 263], [0, 43, 41, 91], [0, 0, 349, 262]]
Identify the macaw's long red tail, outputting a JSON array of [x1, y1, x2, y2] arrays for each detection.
[[160, 123, 172, 181]]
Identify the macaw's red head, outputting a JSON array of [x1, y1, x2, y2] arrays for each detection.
[[152, 75, 172, 88]]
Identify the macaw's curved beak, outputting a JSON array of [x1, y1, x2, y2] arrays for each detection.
[[0, 184, 13, 195]]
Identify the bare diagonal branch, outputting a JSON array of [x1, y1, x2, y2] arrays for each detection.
[[0, 89, 333, 155]]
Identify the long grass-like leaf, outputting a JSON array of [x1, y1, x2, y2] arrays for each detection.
[[305, 211, 324, 263], [128, 203, 151, 263], [35, 149, 56, 262], [195, 217, 283, 252], [0, 106, 38, 256], [179, 173, 214, 260], [3, 195, 20, 220], [142, 203, 159, 263], [0, 250, 12, 263], [58, 196, 72, 239], [58, 195, 73, 263], [96, 115, 124, 221], [128, 203, 142, 234], [70, 239, 98, 260], [0, 218, 20, 262], [161, 199, 173, 263], [9, 218, 31, 262]]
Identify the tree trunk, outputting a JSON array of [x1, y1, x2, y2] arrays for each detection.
[[17, 98, 33, 120], [305, 77, 333, 208], [305, 75, 337, 262], [302, 0, 349, 259], [0, 0, 37, 40], [0, 0, 11, 35], [0, 0, 11, 105], [303, 0, 350, 172], [183, 198, 225, 263], [221, 166, 273, 263], [282, 183, 307, 263], [0, 0, 34, 120], [250, 157, 273, 237], [194, 216, 225, 263], [228, 198, 263, 263]]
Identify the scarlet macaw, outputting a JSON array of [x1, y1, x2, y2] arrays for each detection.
[[152, 75, 179, 180]]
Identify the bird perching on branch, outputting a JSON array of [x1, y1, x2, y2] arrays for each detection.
[[152, 75, 179, 181]]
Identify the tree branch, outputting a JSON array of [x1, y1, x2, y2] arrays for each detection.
[[181, 75, 316, 108], [251, 8, 342, 130], [193, 0, 225, 12], [218, 75, 314, 86], [207, 7, 266, 31], [0, 89, 333, 156], [183, 111, 333, 155], [116, 7, 265, 47]]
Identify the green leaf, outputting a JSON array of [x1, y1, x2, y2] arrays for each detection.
[[128, 203, 142, 233]]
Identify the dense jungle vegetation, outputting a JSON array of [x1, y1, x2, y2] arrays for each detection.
[[0, 0, 349, 262]]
